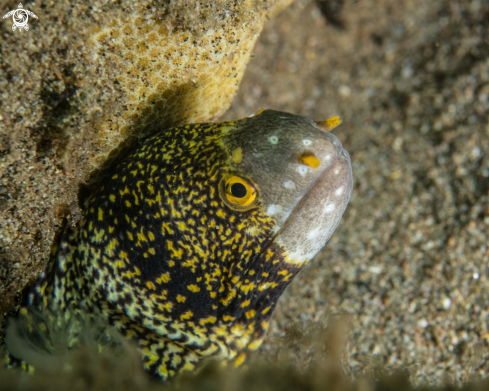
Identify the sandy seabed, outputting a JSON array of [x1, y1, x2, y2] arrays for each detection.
[[224, 0, 489, 386]]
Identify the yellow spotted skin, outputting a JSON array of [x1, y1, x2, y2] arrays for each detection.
[[5, 110, 353, 380]]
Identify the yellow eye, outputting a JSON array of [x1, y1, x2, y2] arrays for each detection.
[[219, 175, 258, 211]]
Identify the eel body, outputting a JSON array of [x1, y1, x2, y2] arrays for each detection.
[[5, 109, 353, 379]]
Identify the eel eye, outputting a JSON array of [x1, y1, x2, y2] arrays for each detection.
[[219, 175, 258, 211]]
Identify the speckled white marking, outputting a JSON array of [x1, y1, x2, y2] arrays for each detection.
[[268, 135, 279, 144], [296, 165, 309, 176], [283, 180, 296, 190], [307, 228, 320, 240], [323, 203, 336, 214], [267, 204, 283, 215], [325, 154, 332, 161], [335, 186, 344, 196], [334, 169, 340, 175], [302, 139, 312, 146], [254, 153, 264, 158]]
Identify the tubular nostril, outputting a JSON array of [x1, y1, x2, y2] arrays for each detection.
[[314, 116, 342, 132], [300, 152, 320, 169]]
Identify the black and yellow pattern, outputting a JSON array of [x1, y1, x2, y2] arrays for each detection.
[[4, 110, 353, 379]]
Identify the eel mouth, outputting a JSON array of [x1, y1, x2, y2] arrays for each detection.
[[273, 147, 353, 265]]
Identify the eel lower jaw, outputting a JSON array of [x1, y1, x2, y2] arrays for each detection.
[[272, 148, 353, 266]]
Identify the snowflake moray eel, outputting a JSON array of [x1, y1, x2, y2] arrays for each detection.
[[5, 109, 353, 380]]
